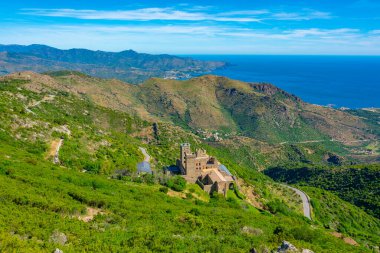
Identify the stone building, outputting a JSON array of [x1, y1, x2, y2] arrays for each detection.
[[177, 143, 234, 196]]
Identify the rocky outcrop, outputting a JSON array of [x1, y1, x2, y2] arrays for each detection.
[[49, 230, 67, 246], [241, 226, 263, 236], [277, 241, 298, 252], [277, 241, 314, 253], [250, 83, 301, 102]]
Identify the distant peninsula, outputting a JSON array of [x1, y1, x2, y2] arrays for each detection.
[[0, 44, 226, 83]]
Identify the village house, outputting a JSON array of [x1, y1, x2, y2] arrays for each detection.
[[176, 143, 235, 196]]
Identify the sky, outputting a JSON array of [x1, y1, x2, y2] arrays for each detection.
[[1, 0, 380, 55]]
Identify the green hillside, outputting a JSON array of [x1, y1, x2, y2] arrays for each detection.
[[0, 73, 379, 252], [264, 164, 380, 218]]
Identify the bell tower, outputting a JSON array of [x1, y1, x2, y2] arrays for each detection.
[[180, 143, 191, 167]]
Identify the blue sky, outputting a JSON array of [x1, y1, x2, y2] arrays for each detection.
[[1, 0, 380, 54]]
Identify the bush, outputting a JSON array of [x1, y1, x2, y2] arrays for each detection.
[[189, 208, 200, 216], [159, 187, 169, 193], [266, 199, 292, 215], [290, 226, 319, 243], [272, 225, 287, 243], [5, 168, 15, 176], [166, 176, 186, 192]]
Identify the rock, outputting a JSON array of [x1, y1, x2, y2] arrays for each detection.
[[241, 226, 263, 236], [53, 249, 63, 253], [277, 241, 298, 252], [50, 230, 67, 246], [301, 250, 314, 253]]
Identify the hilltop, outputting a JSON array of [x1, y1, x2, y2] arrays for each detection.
[[0, 44, 226, 83]]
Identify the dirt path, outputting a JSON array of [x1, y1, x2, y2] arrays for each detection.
[[282, 184, 312, 220], [139, 147, 151, 162], [25, 95, 55, 114], [77, 207, 104, 222], [47, 138, 63, 164]]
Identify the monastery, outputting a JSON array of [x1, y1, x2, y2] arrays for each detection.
[[176, 143, 235, 196]]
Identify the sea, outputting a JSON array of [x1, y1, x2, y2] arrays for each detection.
[[189, 55, 380, 109]]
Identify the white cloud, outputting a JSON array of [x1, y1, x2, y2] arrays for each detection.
[[21, 7, 332, 23], [1, 24, 379, 55], [21, 8, 262, 22], [271, 11, 332, 20]]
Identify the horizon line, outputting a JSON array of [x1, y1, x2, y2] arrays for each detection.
[[1, 43, 380, 57]]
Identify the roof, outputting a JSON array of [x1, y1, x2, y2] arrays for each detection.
[[137, 161, 152, 173], [207, 171, 223, 182], [205, 168, 233, 183], [218, 164, 232, 176], [167, 165, 180, 172]]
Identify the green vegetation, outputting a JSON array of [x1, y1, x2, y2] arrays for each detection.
[[0, 74, 379, 252], [302, 186, 380, 244], [166, 176, 187, 192], [264, 164, 380, 218], [0, 44, 226, 83]]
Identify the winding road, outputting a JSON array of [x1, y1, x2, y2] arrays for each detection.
[[282, 184, 312, 220]]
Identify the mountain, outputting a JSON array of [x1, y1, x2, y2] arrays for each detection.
[[137, 76, 378, 145], [0, 44, 226, 83], [1, 71, 379, 252], [4, 71, 378, 167], [3, 70, 379, 169]]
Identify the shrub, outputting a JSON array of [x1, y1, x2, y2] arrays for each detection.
[[166, 176, 186, 192], [266, 199, 291, 215], [189, 208, 200, 216], [5, 168, 15, 176], [159, 187, 169, 193], [272, 225, 287, 243], [290, 226, 319, 243]]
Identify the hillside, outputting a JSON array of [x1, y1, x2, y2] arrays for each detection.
[[138, 76, 377, 145], [264, 164, 380, 218], [1, 71, 379, 252], [0, 44, 226, 83], [3, 71, 378, 167]]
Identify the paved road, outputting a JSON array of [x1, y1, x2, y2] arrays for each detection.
[[139, 147, 151, 162], [283, 184, 312, 219]]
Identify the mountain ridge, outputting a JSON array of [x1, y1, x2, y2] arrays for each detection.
[[0, 44, 226, 83], [2, 71, 379, 165]]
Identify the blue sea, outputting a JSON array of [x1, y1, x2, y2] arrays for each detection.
[[190, 55, 380, 109]]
